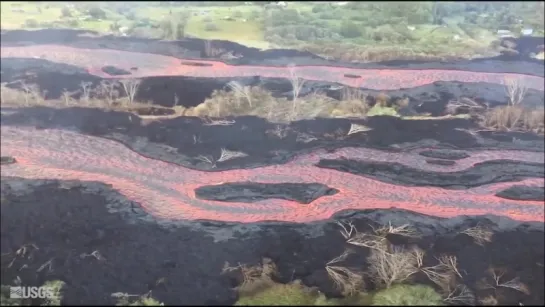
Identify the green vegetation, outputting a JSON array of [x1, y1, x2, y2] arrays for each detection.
[[226, 221, 477, 306], [235, 281, 323, 306], [232, 279, 442, 306], [371, 284, 444, 306], [1, 1, 543, 60], [113, 292, 163, 306]]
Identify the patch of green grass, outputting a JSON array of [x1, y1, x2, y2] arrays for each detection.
[[130, 4, 268, 47], [314, 293, 374, 306], [367, 105, 400, 117], [114, 292, 164, 306], [234, 280, 445, 306], [0, 1, 123, 32], [0, 1, 62, 29], [235, 281, 322, 306], [186, 18, 263, 41], [371, 284, 444, 306], [41, 280, 66, 306]]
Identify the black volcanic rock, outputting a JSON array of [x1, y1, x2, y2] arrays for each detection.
[[419, 149, 470, 160], [101, 65, 131, 76], [496, 185, 544, 201], [194, 182, 338, 204], [425, 159, 456, 166], [0, 156, 17, 165], [316, 159, 544, 189]]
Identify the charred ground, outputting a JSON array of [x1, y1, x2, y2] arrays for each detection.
[[1, 177, 544, 305]]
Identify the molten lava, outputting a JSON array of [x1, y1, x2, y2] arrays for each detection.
[[1, 45, 544, 91], [1, 127, 543, 223]]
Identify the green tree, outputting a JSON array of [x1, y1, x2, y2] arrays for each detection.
[[339, 21, 361, 38], [87, 6, 106, 19], [61, 7, 72, 18]]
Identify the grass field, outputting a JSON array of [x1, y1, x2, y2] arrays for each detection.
[[1, 2, 270, 48], [0, 1, 62, 29], [1, 2, 542, 60]]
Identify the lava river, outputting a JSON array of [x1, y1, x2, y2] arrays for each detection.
[[1, 45, 544, 91], [1, 126, 544, 223]]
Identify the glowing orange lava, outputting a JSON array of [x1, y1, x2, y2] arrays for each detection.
[[1, 45, 544, 91], [1, 127, 543, 223]]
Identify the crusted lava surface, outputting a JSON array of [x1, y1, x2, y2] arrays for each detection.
[[1, 106, 544, 222], [425, 159, 458, 166], [1, 29, 544, 305], [194, 182, 339, 204], [419, 149, 471, 160], [316, 159, 544, 189], [495, 185, 545, 201]]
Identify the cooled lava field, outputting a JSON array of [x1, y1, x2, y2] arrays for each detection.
[[1, 29, 544, 305]]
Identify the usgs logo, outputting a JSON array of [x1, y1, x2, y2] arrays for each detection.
[[9, 287, 55, 299]]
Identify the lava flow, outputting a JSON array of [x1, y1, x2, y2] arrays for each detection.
[[1, 45, 544, 91], [1, 126, 544, 223]]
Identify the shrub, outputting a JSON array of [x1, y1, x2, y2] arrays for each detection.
[[312, 5, 327, 13], [281, 9, 301, 22], [204, 22, 219, 32], [350, 15, 367, 22], [159, 14, 189, 39], [482, 106, 544, 133], [87, 6, 107, 19], [235, 281, 321, 306], [367, 105, 400, 117], [250, 10, 260, 19], [129, 26, 163, 39], [339, 21, 361, 38], [319, 12, 337, 20], [125, 11, 136, 20], [61, 7, 72, 18], [65, 19, 80, 27], [372, 284, 444, 306]]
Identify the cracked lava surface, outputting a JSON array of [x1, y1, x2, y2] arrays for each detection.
[[1, 126, 544, 223], [1, 45, 544, 223]]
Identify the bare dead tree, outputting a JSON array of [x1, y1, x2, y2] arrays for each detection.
[[60, 89, 73, 106], [79, 81, 93, 102], [325, 250, 364, 296], [347, 123, 373, 136], [337, 220, 357, 240], [217, 148, 248, 162], [173, 93, 179, 107], [20, 81, 44, 105], [227, 81, 253, 108], [504, 77, 527, 106], [443, 284, 476, 305], [266, 125, 290, 139], [287, 64, 306, 121], [204, 40, 224, 57], [295, 132, 317, 143], [202, 118, 236, 126], [195, 155, 216, 168], [460, 224, 493, 246], [366, 246, 421, 288], [288, 64, 305, 102], [483, 268, 530, 295], [97, 80, 120, 106], [120, 78, 141, 105]]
